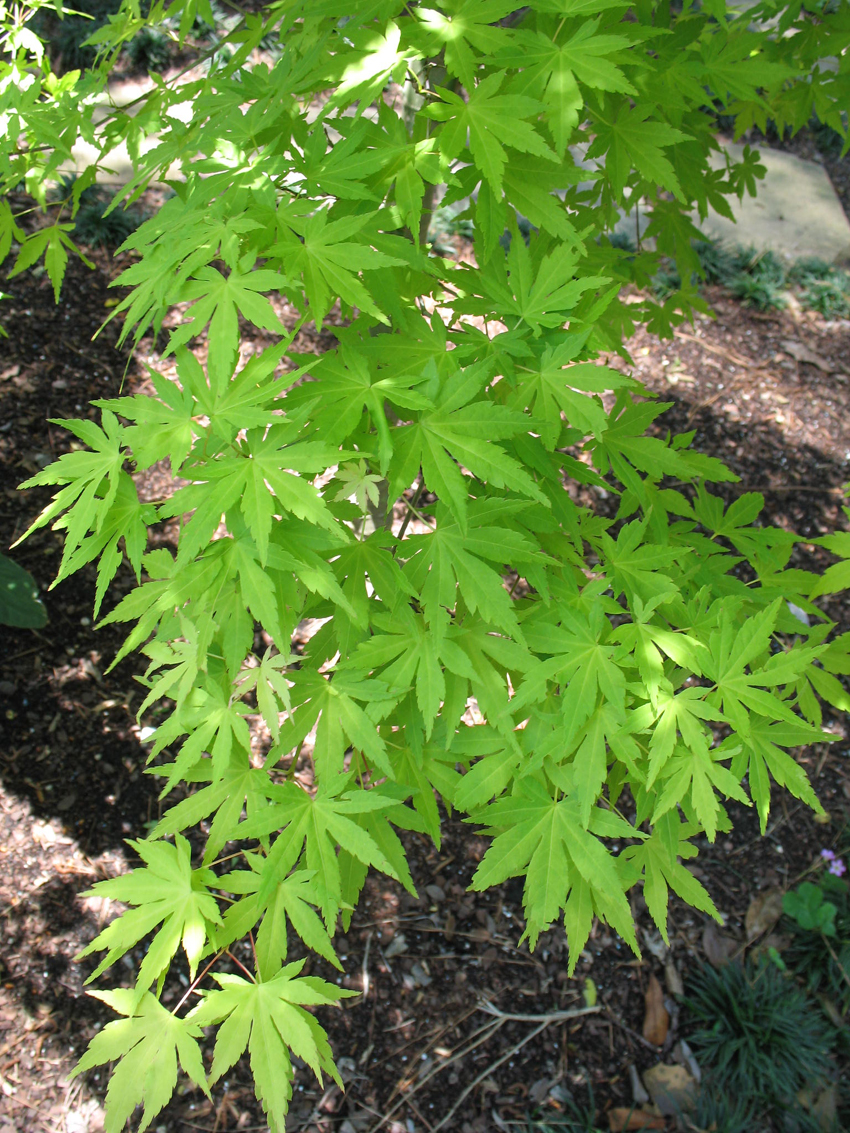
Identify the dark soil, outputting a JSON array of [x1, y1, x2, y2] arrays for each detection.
[[2, 199, 850, 1132]]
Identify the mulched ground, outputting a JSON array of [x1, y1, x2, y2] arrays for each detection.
[[2, 172, 850, 1133]]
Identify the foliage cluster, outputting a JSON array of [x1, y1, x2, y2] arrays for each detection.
[[3, 0, 850, 1129], [783, 844, 850, 1014], [683, 960, 836, 1124], [651, 240, 850, 314]]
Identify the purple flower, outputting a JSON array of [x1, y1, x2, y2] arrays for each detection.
[[821, 849, 837, 862], [829, 858, 847, 878]]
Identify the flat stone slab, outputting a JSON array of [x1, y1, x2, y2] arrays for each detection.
[[698, 142, 850, 265]]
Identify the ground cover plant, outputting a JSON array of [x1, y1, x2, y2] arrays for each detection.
[[783, 837, 850, 1015], [3, 0, 850, 1130], [683, 959, 835, 1121]]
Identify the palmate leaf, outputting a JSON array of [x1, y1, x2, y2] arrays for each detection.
[[189, 963, 355, 1133], [167, 264, 288, 360], [272, 207, 407, 323], [588, 103, 691, 200], [69, 991, 210, 1133], [414, 0, 518, 89], [508, 340, 636, 447], [620, 821, 721, 945], [216, 864, 342, 975], [509, 21, 636, 153], [237, 774, 406, 916], [151, 756, 278, 863], [458, 232, 611, 337], [425, 71, 558, 190], [347, 606, 479, 735], [77, 834, 222, 1002], [388, 362, 548, 529], [402, 502, 551, 635], [469, 776, 640, 955], [158, 425, 342, 568], [15, 411, 129, 561]]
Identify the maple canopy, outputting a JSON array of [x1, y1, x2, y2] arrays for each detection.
[[4, 0, 850, 1127]]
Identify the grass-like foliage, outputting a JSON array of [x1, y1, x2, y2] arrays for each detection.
[[725, 247, 787, 311], [4, 0, 850, 1129], [683, 961, 833, 1107], [126, 26, 171, 73], [788, 258, 850, 319], [71, 185, 145, 249], [686, 1082, 760, 1133]]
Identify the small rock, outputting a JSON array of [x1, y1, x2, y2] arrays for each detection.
[[410, 962, 431, 987], [628, 1063, 650, 1105]]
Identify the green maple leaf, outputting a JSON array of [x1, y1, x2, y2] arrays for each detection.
[[15, 410, 129, 559], [463, 234, 610, 336], [238, 775, 404, 914], [151, 757, 278, 862], [388, 363, 548, 529], [272, 207, 406, 323], [167, 263, 288, 361], [7, 222, 90, 301], [502, 153, 588, 243], [511, 22, 636, 152], [234, 647, 295, 742], [621, 822, 720, 944], [592, 395, 737, 488], [347, 606, 479, 735], [703, 599, 823, 731], [159, 424, 341, 567], [189, 963, 355, 1133], [386, 733, 464, 843], [77, 834, 222, 1002], [508, 341, 636, 447], [599, 518, 684, 605], [652, 738, 749, 842], [416, 0, 518, 88], [334, 459, 384, 513], [588, 103, 690, 200], [446, 726, 521, 812], [631, 684, 724, 790], [513, 603, 625, 745], [52, 470, 156, 618], [70, 991, 210, 1133], [470, 776, 638, 955], [216, 864, 341, 975], [738, 716, 825, 833], [402, 503, 550, 635], [96, 364, 196, 475], [329, 529, 419, 644], [285, 344, 434, 473], [145, 677, 254, 790], [698, 34, 792, 104], [425, 71, 558, 190], [269, 669, 398, 779]]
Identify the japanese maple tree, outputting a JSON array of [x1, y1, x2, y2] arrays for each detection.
[[3, 0, 850, 1127]]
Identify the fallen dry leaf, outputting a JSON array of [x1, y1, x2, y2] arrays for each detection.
[[745, 889, 784, 943], [702, 922, 737, 967], [608, 1108, 666, 1131], [642, 974, 669, 1046], [780, 339, 834, 373], [643, 1063, 699, 1115]]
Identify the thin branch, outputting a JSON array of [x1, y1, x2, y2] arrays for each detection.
[[395, 473, 426, 545], [171, 950, 223, 1015]]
